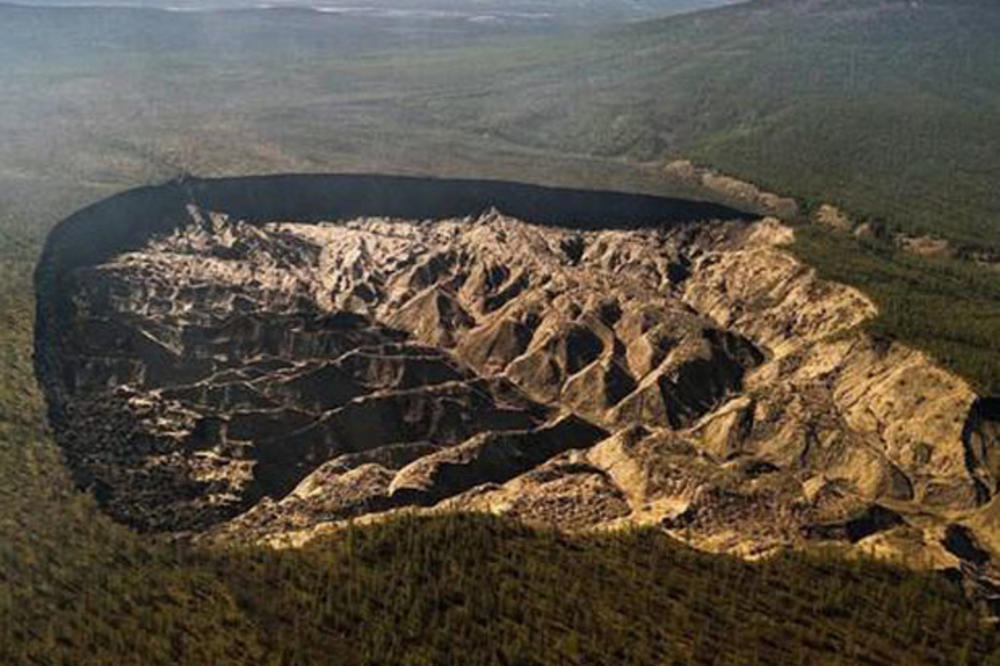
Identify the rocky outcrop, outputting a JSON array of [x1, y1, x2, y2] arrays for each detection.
[[665, 161, 982, 264], [663, 160, 800, 220]]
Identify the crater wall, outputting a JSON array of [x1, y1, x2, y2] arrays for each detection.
[[32, 172, 1000, 598]]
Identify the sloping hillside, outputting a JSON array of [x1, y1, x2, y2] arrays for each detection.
[[4, 0, 999, 248], [445, 0, 1000, 249]]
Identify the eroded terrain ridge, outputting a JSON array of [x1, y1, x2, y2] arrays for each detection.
[[47, 205, 1000, 577]]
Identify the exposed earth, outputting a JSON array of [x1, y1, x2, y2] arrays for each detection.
[[38, 190, 1000, 605]]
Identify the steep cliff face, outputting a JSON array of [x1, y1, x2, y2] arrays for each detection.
[[35, 177, 1000, 592]]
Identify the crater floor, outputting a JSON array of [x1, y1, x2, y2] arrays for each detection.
[[46, 205, 1000, 587]]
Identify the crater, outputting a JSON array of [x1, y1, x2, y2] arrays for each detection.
[[35, 172, 1000, 567], [35, 174, 756, 534]]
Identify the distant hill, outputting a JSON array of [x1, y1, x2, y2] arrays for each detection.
[[0, 0, 737, 26], [3, 0, 996, 246], [438, 0, 1000, 250]]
